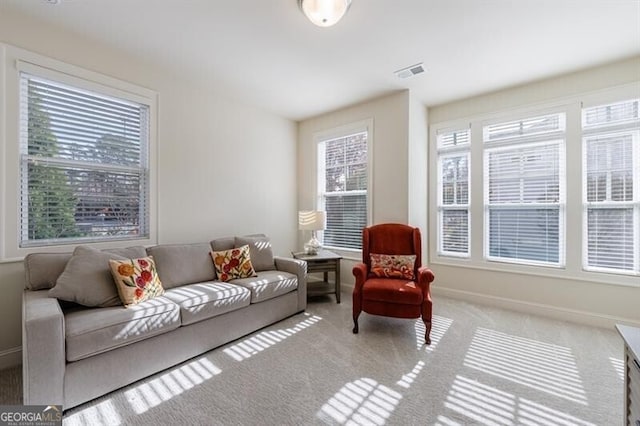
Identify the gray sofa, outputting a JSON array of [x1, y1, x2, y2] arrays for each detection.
[[21, 235, 307, 410]]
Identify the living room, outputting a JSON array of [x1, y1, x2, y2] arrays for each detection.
[[0, 1, 639, 424]]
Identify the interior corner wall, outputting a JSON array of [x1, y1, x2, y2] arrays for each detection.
[[297, 90, 411, 284], [0, 9, 297, 365], [427, 56, 640, 328], [408, 94, 429, 262]]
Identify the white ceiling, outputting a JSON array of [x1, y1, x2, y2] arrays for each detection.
[[2, 0, 639, 121]]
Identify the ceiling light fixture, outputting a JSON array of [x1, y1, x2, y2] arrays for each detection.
[[298, 0, 352, 28]]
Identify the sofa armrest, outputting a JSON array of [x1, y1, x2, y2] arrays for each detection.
[[274, 256, 307, 312], [22, 290, 65, 406]]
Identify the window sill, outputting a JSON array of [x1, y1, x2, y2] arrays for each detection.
[[429, 257, 640, 288]]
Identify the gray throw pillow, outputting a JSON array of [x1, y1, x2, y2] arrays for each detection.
[[49, 245, 147, 307], [147, 243, 216, 288], [24, 252, 72, 290], [234, 235, 275, 272]]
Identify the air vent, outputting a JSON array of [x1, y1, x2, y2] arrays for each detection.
[[394, 63, 425, 79]]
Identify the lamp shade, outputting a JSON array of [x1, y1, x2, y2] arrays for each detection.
[[298, 0, 352, 27], [298, 210, 326, 231]]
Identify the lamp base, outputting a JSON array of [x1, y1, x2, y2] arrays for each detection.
[[304, 236, 322, 255]]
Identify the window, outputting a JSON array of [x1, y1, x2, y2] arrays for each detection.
[[19, 69, 151, 247], [582, 99, 640, 274], [483, 113, 566, 266], [430, 86, 639, 285], [437, 128, 470, 257], [317, 129, 368, 250]]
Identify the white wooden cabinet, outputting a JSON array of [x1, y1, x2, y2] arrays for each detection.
[[617, 324, 640, 426]]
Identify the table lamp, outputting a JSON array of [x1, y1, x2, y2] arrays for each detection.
[[298, 210, 326, 255]]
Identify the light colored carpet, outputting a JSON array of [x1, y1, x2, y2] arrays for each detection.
[[1, 293, 624, 425]]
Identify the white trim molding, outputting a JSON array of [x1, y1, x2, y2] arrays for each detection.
[[432, 286, 640, 329]]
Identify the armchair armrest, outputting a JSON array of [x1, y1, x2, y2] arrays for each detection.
[[416, 266, 435, 294], [274, 256, 307, 312], [22, 290, 65, 406], [352, 263, 367, 293]]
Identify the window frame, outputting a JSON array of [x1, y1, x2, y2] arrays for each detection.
[[581, 99, 640, 275], [436, 127, 471, 258], [315, 119, 373, 253], [1, 44, 158, 260], [428, 83, 640, 288], [483, 137, 566, 268]]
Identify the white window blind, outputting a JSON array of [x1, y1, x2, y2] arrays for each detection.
[[19, 73, 150, 247], [582, 99, 639, 274], [483, 113, 565, 142], [318, 131, 368, 250], [484, 113, 566, 266], [437, 128, 470, 256]]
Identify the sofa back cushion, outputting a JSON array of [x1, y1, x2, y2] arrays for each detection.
[[24, 246, 146, 291], [234, 235, 275, 272], [210, 237, 235, 252], [147, 243, 216, 289], [49, 245, 147, 307], [24, 252, 72, 290]]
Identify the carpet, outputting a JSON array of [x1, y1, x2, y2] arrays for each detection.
[[1, 293, 624, 425]]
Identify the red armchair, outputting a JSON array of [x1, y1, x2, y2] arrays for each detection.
[[352, 223, 435, 344]]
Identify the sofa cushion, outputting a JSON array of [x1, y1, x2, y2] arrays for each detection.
[[146, 243, 216, 289], [24, 252, 72, 290], [210, 245, 257, 282], [64, 296, 180, 362], [163, 282, 251, 326], [230, 270, 298, 303], [234, 235, 275, 272], [210, 237, 235, 252], [49, 245, 147, 307], [210, 233, 265, 252], [109, 257, 165, 307]]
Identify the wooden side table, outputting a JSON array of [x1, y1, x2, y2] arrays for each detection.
[[293, 249, 342, 303]]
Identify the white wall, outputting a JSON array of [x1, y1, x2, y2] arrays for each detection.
[[408, 93, 429, 261], [427, 56, 640, 328], [0, 9, 297, 367]]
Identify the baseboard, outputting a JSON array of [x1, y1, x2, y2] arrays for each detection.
[[432, 286, 640, 329], [0, 346, 21, 370]]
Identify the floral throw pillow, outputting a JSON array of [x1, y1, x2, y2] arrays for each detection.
[[109, 256, 165, 307], [210, 245, 257, 282], [370, 253, 416, 280]]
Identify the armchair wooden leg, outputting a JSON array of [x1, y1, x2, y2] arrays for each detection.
[[352, 313, 360, 334], [424, 320, 432, 345]]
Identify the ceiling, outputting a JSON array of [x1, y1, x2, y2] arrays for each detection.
[[2, 0, 639, 121]]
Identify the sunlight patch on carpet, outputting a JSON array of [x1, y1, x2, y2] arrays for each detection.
[[64, 399, 121, 426], [223, 313, 322, 361], [435, 415, 462, 425], [416, 315, 454, 351], [443, 375, 595, 426], [317, 378, 402, 425], [123, 357, 221, 414], [463, 328, 588, 405], [396, 360, 425, 389], [609, 356, 624, 381]]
